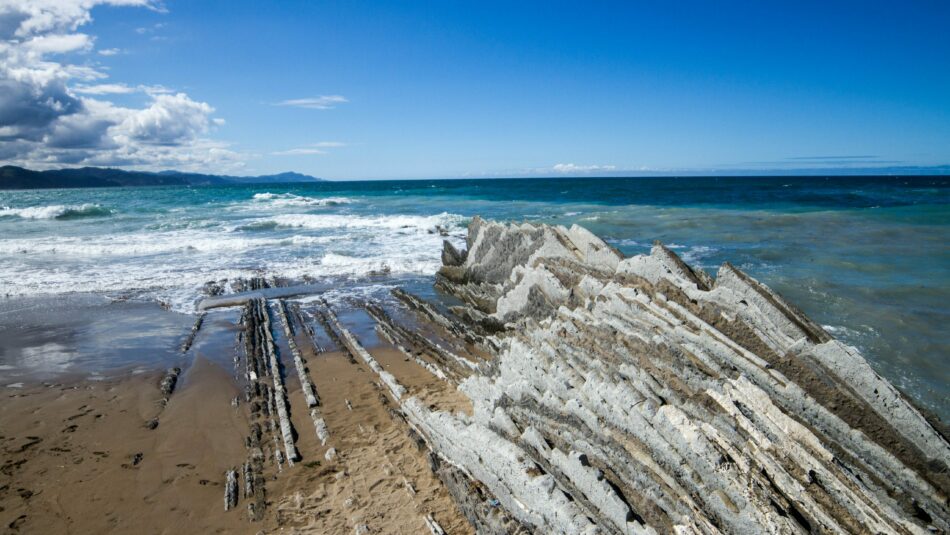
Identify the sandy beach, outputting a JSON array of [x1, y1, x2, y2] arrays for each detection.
[[1, 299, 475, 534]]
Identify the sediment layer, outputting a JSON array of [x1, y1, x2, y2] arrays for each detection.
[[410, 217, 948, 534]]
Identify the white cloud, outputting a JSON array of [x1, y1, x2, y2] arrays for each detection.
[[1, 1, 155, 38], [24, 33, 93, 54], [0, 0, 243, 172], [98, 47, 120, 56], [116, 92, 215, 145], [134, 22, 164, 34], [271, 141, 346, 156], [276, 95, 348, 110], [72, 82, 173, 95], [272, 148, 327, 156], [72, 82, 136, 94], [550, 163, 617, 174]]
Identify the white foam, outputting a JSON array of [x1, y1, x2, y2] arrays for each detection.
[[317, 252, 442, 277], [0, 232, 333, 257], [0, 210, 468, 314], [261, 212, 464, 232], [0, 203, 112, 220], [680, 245, 717, 265], [609, 238, 646, 248], [293, 283, 399, 306], [250, 192, 353, 208]]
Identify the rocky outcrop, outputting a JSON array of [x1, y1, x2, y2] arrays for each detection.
[[408, 216, 949, 533]]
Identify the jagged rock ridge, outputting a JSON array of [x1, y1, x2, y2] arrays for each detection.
[[406, 216, 948, 533]]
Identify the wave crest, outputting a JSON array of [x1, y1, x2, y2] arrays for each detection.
[[0, 203, 114, 220], [251, 192, 352, 207], [254, 212, 465, 232]]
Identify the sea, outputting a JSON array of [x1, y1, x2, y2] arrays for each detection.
[[0, 176, 947, 419]]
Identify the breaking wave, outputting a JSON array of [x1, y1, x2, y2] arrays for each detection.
[[0, 203, 114, 220], [252, 212, 465, 233], [251, 192, 352, 208]]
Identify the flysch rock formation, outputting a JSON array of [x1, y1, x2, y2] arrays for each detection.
[[392, 216, 949, 534], [186, 219, 946, 533]]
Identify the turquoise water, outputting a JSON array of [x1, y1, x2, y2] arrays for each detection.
[[0, 176, 947, 418]]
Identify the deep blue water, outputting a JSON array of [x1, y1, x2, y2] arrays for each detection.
[[0, 175, 947, 418]]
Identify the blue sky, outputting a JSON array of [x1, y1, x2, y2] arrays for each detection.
[[2, 1, 949, 179]]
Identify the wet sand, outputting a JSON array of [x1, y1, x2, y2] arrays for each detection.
[[0, 298, 474, 534], [0, 295, 192, 384], [268, 348, 473, 534], [0, 358, 249, 534]]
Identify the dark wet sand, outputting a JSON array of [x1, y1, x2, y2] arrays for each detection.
[[0, 294, 192, 385]]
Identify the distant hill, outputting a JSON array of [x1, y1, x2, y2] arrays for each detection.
[[0, 166, 323, 189]]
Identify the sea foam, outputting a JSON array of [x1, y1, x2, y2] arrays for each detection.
[[0, 203, 113, 220], [251, 192, 352, 208]]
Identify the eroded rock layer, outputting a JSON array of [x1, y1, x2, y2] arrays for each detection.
[[402, 217, 949, 534]]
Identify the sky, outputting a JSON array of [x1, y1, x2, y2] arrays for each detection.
[[1, 0, 949, 180]]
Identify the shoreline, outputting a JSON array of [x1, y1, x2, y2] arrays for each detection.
[[1, 217, 948, 533], [1, 296, 475, 534]]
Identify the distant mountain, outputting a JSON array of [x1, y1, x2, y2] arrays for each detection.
[[226, 171, 319, 184], [0, 165, 323, 190]]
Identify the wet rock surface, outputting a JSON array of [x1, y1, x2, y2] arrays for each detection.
[[409, 216, 949, 534]]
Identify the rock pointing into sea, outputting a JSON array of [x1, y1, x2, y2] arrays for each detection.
[[398, 216, 949, 533]]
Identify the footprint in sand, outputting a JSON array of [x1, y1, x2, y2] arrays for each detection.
[[15, 437, 41, 452], [8, 514, 27, 530]]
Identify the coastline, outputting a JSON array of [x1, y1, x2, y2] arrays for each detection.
[[2, 176, 946, 417], [1, 216, 947, 533]]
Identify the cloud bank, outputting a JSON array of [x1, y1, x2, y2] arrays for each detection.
[[550, 163, 617, 174], [0, 0, 242, 171]]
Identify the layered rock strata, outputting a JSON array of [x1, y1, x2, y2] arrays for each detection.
[[181, 217, 945, 533], [396, 216, 950, 534]]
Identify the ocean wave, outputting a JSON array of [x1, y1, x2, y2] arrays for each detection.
[[0, 247, 451, 314], [679, 245, 717, 265], [251, 192, 352, 208], [822, 324, 861, 338], [235, 220, 281, 231], [0, 212, 467, 314], [607, 238, 646, 248], [0, 203, 113, 220], [256, 212, 466, 233], [317, 252, 442, 276], [0, 233, 333, 257]]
